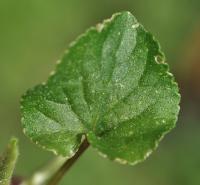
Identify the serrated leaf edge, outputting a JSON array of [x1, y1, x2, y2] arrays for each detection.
[[21, 11, 181, 161]]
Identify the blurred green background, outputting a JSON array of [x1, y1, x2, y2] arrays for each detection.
[[0, 0, 200, 185]]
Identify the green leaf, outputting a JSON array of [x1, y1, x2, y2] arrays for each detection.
[[0, 138, 19, 185], [21, 11, 180, 165]]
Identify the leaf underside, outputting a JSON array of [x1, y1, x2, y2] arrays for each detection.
[[0, 138, 18, 185], [21, 11, 180, 165]]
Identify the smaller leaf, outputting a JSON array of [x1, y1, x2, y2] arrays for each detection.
[[0, 138, 19, 185]]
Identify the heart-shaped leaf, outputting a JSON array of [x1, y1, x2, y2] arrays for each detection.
[[0, 138, 19, 185], [21, 11, 180, 165]]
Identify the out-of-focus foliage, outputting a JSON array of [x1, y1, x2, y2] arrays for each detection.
[[0, 1, 200, 185], [0, 138, 18, 185]]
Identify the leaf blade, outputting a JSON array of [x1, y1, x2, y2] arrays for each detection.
[[21, 11, 180, 165]]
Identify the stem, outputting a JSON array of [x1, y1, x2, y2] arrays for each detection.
[[47, 138, 89, 185]]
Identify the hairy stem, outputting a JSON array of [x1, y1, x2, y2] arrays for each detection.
[[47, 138, 89, 185]]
